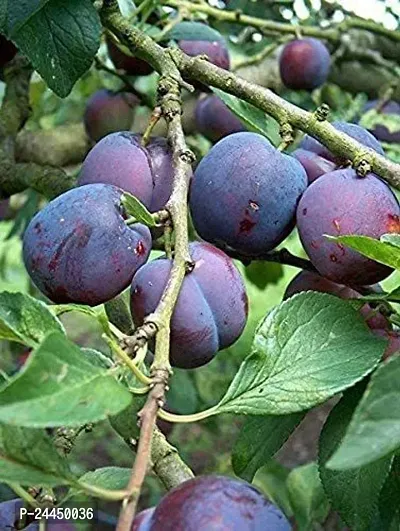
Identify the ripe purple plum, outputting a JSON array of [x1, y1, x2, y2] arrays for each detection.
[[84, 89, 138, 142], [137, 475, 291, 530], [297, 168, 400, 286], [190, 132, 307, 257], [106, 37, 153, 76], [284, 270, 389, 330], [130, 242, 248, 369], [23, 184, 151, 306], [279, 38, 331, 90], [294, 121, 385, 183], [78, 132, 175, 212], [0, 499, 38, 530], [179, 39, 230, 70], [363, 100, 400, 144], [195, 94, 246, 142]]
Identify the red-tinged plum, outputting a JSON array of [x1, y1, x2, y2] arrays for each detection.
[[296, 121, 385, 183], [78, 132, 175, 212], [84, 89, 138, 142], [279, 38, 330, 90], [297, 168, 400, 286], [195, 95, 246, 142], [372, 329, 400, 360], [106, 37, 153, 76], [132, 508, 155, 530], [23, 184, 151, 306], [363, 100, 400, 144], [130, 242, 248, 369], [0, 34, 17, 68], [284, 270, 389, 330], [190, 132, 307, 257], [141, 475, 291, 530]]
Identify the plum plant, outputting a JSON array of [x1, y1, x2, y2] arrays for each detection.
[[131, 476, 291, 530], [78, 132, 174, 211], [84, 89, 138, 142], [293, 121, 385, 182], [190, 132, 307, 257], [23, 184, 151, 306], [279, 38, 331, 90], [195, 94, 246, 142], [1, 1, 400, 531], [297, 168, 400, 285], [130, 242, 248, 368]]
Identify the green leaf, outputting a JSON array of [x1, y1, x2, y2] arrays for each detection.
[[2, 0, 101, 98], [328, 354, 400, 470], [78, 467, 130, 491], [216, 293, 384, 416], [167, 370, 198, 415], [121, 192, 156, 227], [253, 461, 293, 518], [0, 332, 132, 427], [328, 235, 400, 271], [232, 412, 305, 481], [165, 21, 224, 42], [287, 463, 330, 530], [0, 425, 73, 486], [319, 384, 393, 530], [244, 261, 284, 290], [110, 395, 147, 441], [372, 456, 400, 530], [381, 233, 400, 248], [81, 348, 113, 369], [212, 88, 281, 147], [360, 286, 400, 303], [0, 292, 65, 347]]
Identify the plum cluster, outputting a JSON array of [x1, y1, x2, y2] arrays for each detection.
[[132, 475, 291, 530]]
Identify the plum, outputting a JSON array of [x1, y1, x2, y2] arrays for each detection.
[[78, 132, 175, 212], [284, 270, 389, 330], [0, 34, 17, 68], [297, 168, 400, 286], [106, 37, 153, 76], [295, 121, 385, 183], [179, 39, 230, 71], [140, 475, 291, 530], [130, 242, 248, 368], [279, 38, 330, 90], [0, 499, 38, 530], [372, 329, 400, 360], [84, 89, 138, 142], [23, 184, 151, 306], [363, 100, 400, 144], [131, 508, 155, 530], [195, 95, 246, 142], [190, 132, 307, 257]]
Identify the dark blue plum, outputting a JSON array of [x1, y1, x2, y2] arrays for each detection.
[[130, 242, 248, 369], [279, 38, 330, 90], [297, 168, 400, 286], [78, 132, 175, 212], [0, 499, 38, 530], [363, 100, 400, 143], [84, 89, 138, 142], [195, 94, 246, 142], [178, 40, 230, 71], [0, 35, 17, 68], [296, 121, 385, 182], [131, 508, 155, 530], [189, 132, 307, 257], [142, 475, 291, 530], [23, 184, 151, 306]]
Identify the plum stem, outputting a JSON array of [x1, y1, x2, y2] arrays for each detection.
[[158, 405, 219, 423], [141, 105, 163, 146]]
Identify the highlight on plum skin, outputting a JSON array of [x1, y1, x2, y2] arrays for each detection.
[[279, 38, 331, 90], [297, 168, 400, 286], [84, 89, 138, 142], [130, 242, 248, 369], [189, 132, 307, 257], [23, 184, 151, 307]]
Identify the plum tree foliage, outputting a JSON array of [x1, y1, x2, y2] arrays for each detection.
[[0, 0, 400, 530]]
